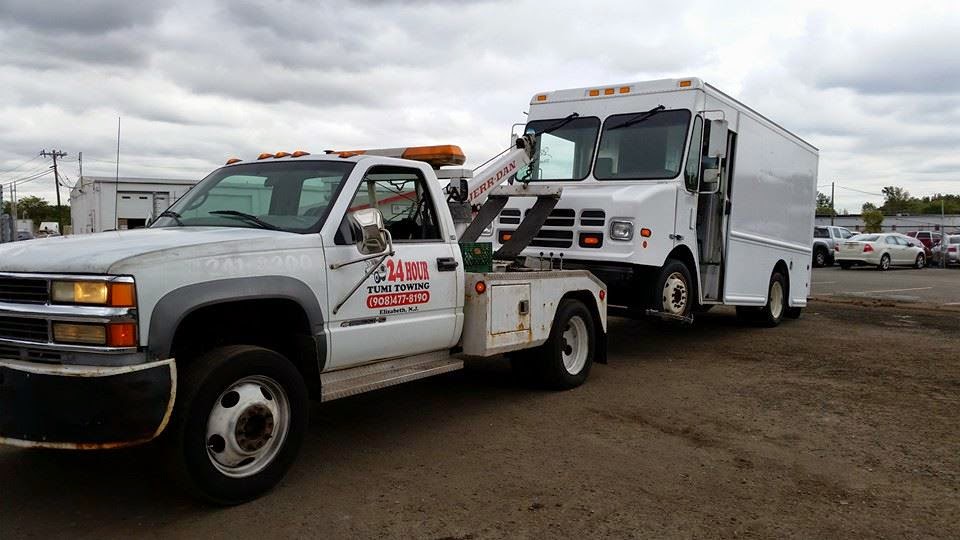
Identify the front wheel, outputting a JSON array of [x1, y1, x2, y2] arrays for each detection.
[[653, 259, 694, 319], [167, 345, 309, 505], [512, 299, 595, 390], [915, 254, 925, 269]]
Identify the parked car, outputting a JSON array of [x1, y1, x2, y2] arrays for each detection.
[[837, 233, 926, 270], [905, 230, 943, 255], [930, 235, 960, 266], [812, 225, 855, 267]]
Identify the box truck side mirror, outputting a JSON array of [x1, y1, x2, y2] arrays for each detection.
[[707, 119, 728, 159], [699, 168, 721, 194]]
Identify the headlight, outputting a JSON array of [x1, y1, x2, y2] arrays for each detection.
[[609, 220, 634, 241], [51, 280, 136, 307]]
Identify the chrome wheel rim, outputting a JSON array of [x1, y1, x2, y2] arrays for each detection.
[[769, 281, 784, 320], [916, 255, 924, 268], [816, 252, 825, 265], [662, 272, 689, 315], [561, 315, 589, 375], [881, 255, 890, 270], [206, 375, 291, 478]]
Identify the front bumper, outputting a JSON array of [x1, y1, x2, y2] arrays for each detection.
[[0, 357, 175, 449]]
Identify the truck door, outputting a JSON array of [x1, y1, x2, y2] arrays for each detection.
[[323, 165, 461, 370]]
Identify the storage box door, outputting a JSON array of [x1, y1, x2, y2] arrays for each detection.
[[490, 284, 531, 334]]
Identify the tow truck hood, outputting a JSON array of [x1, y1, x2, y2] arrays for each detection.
[[0, 227, 298, 274]]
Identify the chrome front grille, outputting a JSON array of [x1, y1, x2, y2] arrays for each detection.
[[0, 276, 49, 304]]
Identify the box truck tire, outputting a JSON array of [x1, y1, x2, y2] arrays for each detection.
[[167, 345, 309, 505], [653, 259, 694, 319]]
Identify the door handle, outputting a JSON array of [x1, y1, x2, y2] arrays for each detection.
[[437, 257, 459, 271]]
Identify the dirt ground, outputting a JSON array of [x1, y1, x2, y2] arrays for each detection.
[[1, 301, 958, 539]]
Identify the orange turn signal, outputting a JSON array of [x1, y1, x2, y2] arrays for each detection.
[[274, 151, 291, 158], [474, 281, 487, 294], [499, 231, 514, 243], [109, 282, 136, 307], [640, 228, 652, 238], [579, 233, 603, 248], [107, 323, 137, 348], [679, 80, 692, 88], [536, 94, 547, 102], [604, 88, 615, 95], [619, 86, 630, 94], [588, 89, 600, 97]]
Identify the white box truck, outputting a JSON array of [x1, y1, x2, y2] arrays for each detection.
[[488, 77, 819, 325]]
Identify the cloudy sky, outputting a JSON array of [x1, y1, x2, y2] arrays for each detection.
[[0, 0, 957, 213]]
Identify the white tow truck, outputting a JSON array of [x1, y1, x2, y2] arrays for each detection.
[[0, 140, 606, 504]]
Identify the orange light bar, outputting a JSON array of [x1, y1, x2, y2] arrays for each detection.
[[109, 282, 136, 307], [400, 144, 466, 166], [604, 88, 615, 95], [588, 89, 600, 97], [291, 150, 311, 157], [640, 228, 652, 238], [619, 86, 630, 94], [225, 157, 242, 165], [107, 323, 137, 348], [536, 94, 547, 102], [257, 153, 273, 160], [679, 80, 692, 88], [274, 151, 291, 158]]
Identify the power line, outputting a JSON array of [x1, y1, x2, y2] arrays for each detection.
[[835, 184, 884, 197], [2, 168, 52, 188], [0, 155, 42, 180]]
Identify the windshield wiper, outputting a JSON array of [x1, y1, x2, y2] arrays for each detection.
[[534, 113, 580, 136], [208, 210, 280, 230], [608, 105, 666, 130], [156, 210, 183, 226]]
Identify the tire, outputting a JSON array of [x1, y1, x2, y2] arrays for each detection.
[[757, 271, 787, 327], [652, 258, 694, 319], [839, 261, 852, 270], [813, 247, 828, 268], [878, 254, 891, 271], [513, 299, 595, 390], [785, 306, 802, 319], [914, 254, 925, 269], [167, 345, 309, 505]]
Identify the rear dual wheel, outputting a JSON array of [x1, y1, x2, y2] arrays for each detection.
[[511, 299, 595, 390]]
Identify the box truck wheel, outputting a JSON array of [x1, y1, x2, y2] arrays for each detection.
[[511, 299, 594, 390], [167, 345, 309, 505], [654, 259, 694, 319], [757, 272, 787, 327]]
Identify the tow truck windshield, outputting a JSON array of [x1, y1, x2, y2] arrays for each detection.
[[152, 161, 355, 233]]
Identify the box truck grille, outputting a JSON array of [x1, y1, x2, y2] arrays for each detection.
[[526, 208, 575, 227], [0, 316, 49, 343], [0, 277, 49, 304], [498, 208, 521, 225], [580, 210, 606, 227], [529, 229, 574, 249]]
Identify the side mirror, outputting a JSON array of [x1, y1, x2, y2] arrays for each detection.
[[699, 168, 721, 194], [349, 208, 389, 254], [707, 119, 728, 159]]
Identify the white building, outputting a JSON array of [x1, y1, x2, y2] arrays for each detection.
[[815, 213, 960, 234], [69, 176, 198, 234]]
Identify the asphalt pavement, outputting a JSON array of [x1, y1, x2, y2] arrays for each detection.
[[812, 264, 960, 306]]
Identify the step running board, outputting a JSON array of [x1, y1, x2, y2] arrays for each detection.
[[320, 350, 463, 402]]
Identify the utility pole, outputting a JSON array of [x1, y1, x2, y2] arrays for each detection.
[[942, 199, 947, 268], [40, 149, 67, 234], [830, 181, 836, 226]]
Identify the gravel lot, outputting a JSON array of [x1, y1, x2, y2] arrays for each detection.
[[1, 300, 958, 538]]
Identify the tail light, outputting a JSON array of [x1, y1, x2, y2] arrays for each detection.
[[863, 244, 874, 253]]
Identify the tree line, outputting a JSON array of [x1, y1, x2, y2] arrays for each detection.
[[816, 186, 960, 217], [1, 196, 69, 228]]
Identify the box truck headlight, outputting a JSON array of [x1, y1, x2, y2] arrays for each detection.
[[52, 280, 136, 307], [609, 221, 634, 241]]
